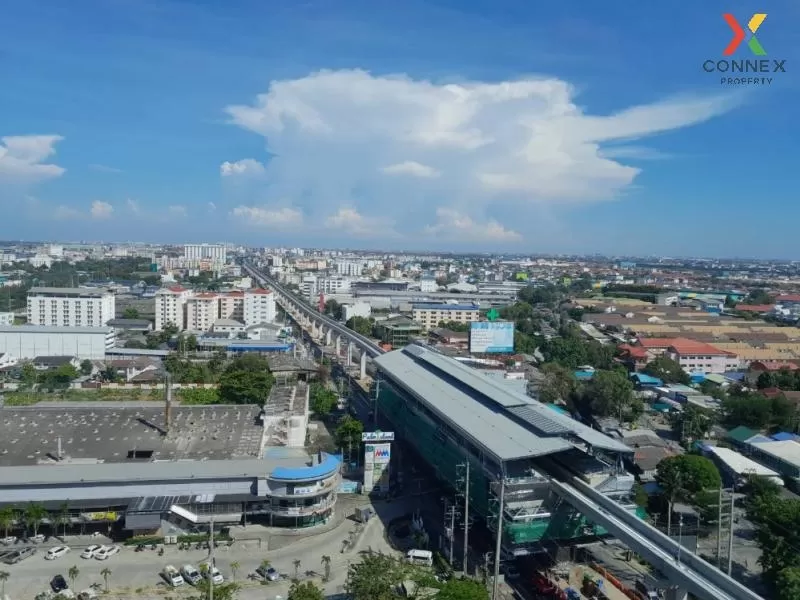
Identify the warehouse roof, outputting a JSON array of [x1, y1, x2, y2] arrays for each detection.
[[707, 446, 780, 478], [0, 325, 114, 334], [373, 344, 630, 463]]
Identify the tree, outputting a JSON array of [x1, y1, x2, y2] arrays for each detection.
[[229, 561, 240, 582], [309, 383, 338, 417], [0, 507, 17, 538], [68, 565, 79, 589], [749, 495, 800, 591], [335, 416, 364, 453], [776, 567, 800, 600], [259, 559, 272, 581], [757, 371, 776, 390], [100, 567, 112, 593], [670, 404, 713, 444], [99, 364, 120, 383], [57, 502, 70, 538], [288, 580, 324, 600], [218, 354, 274, 404], [345, 552, 405, 600], [178, 388, 221, 405], [324, 300, 344, 321], [24, 503, 47, 537], [436, 577, 489, 600], [20, 363, 37, 386], [320, 555, 331, 582], [0, 571, 8, 597], [655, 454, 721, 534], [585, 370, 635, 420], [292, 558, 302, 581], [122, 307, 140, 319], [79, 359, 94, 376], [345, 316, 373, 337], [190, 581, 240, 600], [642, 356, 691, 385], [538, 363, 577, 404]]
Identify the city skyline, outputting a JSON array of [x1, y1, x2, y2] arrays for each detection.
[[1, 0, 797, 256]]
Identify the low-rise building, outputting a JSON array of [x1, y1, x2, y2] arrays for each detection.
[[0, 325, 115, 360], [411, 303, 480, 331], [374, 316, 422, 349]]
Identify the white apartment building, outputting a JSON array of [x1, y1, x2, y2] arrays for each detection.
[[154, 286, 193, 330], [342, 302, 371, 322], [185, 293, 221, 332], [0, 312, 14, 326], [0, 325, 115, 360], [244, 289, 276, 325], [184, 244, 227, 264], [301, 275, 353, 298], [219, 291, 245, 321], [334, 260, 364, 277], [27, 287, 116, 328], [419, 276, 438, 292], [411, 303, 480, 331]]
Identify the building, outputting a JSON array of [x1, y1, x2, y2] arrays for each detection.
[[27, 287, 115, 328], [0, 325, 115, 360], [154, 286, 192, 330], [106, 318, 154, 333], [664, 339, 739, 374], [374, 316, 422, 349], [185, 293, 220, 332], [411, 303, 480, 331], [342, 302, 371, 322], [0, 394, 340, 532], [244, 289, 276, 325], [334, 259, 364, 277], [155, 288, 275, 332], [183, 244, 227, 265], [372, 344, 640, 556], [0, 312, 13, 326], [419, 276, 438, 292]]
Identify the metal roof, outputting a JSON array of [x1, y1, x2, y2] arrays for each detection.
[[0, 325, 114, 334], [374, 344, 631, 460]]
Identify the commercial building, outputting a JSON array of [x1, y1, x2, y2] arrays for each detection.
[[0, 385, 340, 532], [663, 339, 739, 374], [373, 344, 640, 556], [411, 303, 480, 331], [374, 316, 422, 349], [0, 325, 115, 360], [27, 287, 115, 328]]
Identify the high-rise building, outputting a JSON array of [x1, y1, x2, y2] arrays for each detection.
[[244, 289, 276, 326], [154, 287, 275, 331], [27, 287, 115, 328], [183, 244, 227, 264], [154, 286, 192, 330]]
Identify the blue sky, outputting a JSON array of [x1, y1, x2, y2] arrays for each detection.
[[0, 0, 797, 257]]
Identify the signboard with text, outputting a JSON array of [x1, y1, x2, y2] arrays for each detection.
[[469, 321, 515, 354], [362, 431, 395, 442]]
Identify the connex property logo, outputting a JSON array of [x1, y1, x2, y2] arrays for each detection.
[[703, 13, 786, 86]]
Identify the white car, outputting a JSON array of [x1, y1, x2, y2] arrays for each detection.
[[45, 546, 71, 560], [94, 545, 120, 560], [181, 565, 202, 586], [80, 545, 103, 559], [1, 536, 17, 545], [202, 564, 224, 585]]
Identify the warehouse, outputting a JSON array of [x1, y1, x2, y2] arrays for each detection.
[[0, 325, 116, 360]]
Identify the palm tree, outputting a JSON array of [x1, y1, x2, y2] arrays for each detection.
[[230, 561, 240, 582], [321, 555, 331, 582], [24, 503, 47, 537], [0, 508, 17, 539], [259, 559, 271, 582], [67, 565, 79, 589], [293, 559, 301, 581], [100, 568, 111, 593], [0, 571, 9, 597]]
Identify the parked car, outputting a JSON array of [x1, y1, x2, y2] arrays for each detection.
[[45, 546, 71, 560], [181, 564, 202, 586], [51, 575, 68, 593], [502, 564, 520, 580], [94, 545, 120, 560], [29, 534, 46, 543], [2, 547, 36, 564], [256, 565, 280, 581], [161, 565, 185, 587], [202, 563, 224, 585], [81, 545, 103, 559], [0, 536, 17, 545]]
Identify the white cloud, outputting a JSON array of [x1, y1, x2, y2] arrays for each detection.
[[220, 159, 266, 177], [424, 208, 522, 243], [230, 206, 303, 227], [381, 161, 440, 178], [325, 206, 395, 238], [126, 199, 141, 214], [168, 205, 188, 216], [224, 70, 735, 241], [90, 200, 114, 219], [0, 135, 65, 182]]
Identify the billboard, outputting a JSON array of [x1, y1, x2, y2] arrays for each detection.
[[362, 431, 395, 442], [363, 443, 392, 493], [372, 443, 391, 464], [469, 321, 515, 354]]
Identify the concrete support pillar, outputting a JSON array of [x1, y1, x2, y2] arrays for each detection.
[[325, 329, 332, 347], [347, 342, 353, 367], [335, 336, 341, 356], [665, 588, 688, 600], [360, 351, 367, 380]]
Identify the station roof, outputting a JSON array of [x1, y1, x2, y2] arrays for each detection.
[[373, 344, 631, 463]]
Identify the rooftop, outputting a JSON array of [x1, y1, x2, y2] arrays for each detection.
[[0, 325, 114, 334], [373, 344, 630, 463], [750, 440, 800, 466], [29, 287, 112, 297], [0, 404, 264, 467], [667, 338, 732, 356], [412, 303, 480, 311]]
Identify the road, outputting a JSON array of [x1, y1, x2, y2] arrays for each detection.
[[1, 497, 410, 600]]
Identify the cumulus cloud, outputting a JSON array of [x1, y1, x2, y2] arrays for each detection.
[[224, 69, 735, 241], [0, 135, 66, 182], [325, 206, 396, 238], [424, 208, 522, 243], [90, 200, 113, 219], [230, 206, 303, 227], [381, 161, 440, 178], [168, 205, 188, 216], [220, 159, 266, 177]]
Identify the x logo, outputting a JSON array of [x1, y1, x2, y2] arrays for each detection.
[[723, 13, 767, 56]]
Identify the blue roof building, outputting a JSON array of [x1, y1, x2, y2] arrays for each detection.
[[631, 373, 663, 387]]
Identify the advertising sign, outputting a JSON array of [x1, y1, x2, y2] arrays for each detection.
[[469, 321, 515, 354], [372, 443, 391, 464], [362, 431, 395, 442]]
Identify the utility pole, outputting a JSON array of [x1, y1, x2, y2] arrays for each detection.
[[716, 487, 723, 568], [727, 489, 736, 576], [208, 517, 215, 600], [444, 500, 458, 566], [492, 477, 505, 600], [463, 462, 470, 575]]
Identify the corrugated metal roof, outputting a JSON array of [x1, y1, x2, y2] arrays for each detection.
[[374, 344, 632, 460]]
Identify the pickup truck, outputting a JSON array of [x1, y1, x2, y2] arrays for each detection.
[[161, 565, 185, 587]]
